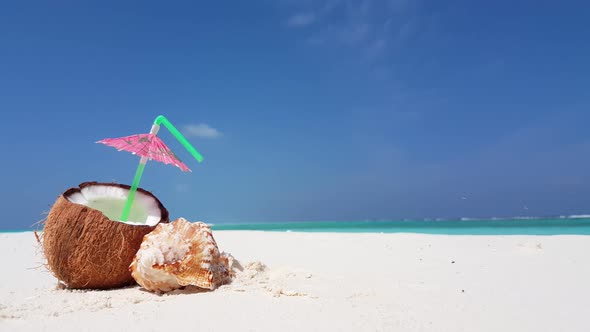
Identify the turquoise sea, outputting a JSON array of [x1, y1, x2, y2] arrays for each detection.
[[4, 217, 590, 235], [210, 217, 590, 235]]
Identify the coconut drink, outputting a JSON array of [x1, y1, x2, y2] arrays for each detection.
[[41, 115, 205, 289], [41, 182, 169, 289]]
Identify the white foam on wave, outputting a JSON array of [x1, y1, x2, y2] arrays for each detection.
[[454, 214, 590, 221], [567, 214, 590, 219]]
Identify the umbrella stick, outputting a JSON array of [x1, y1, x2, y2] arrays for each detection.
[[120, 122, 161, 222]]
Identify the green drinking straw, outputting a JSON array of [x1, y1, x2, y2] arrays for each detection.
[[120, 115, 203, 222]]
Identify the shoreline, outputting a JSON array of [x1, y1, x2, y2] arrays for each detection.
[[5, 216, 590, 236]]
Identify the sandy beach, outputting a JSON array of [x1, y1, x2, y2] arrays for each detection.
[[1, 231, 589, 332]]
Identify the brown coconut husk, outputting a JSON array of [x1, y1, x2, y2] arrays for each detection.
[[40, 182, 169, 289]]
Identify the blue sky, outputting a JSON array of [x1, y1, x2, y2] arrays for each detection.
[[1, 1, 589, 230]]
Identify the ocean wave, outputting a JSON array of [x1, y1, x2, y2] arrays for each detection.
[[454, 214, 590, 222], [565, 214, 590, 219]]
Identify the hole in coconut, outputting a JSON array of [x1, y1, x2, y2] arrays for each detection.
[[66, 184, 162, 226]]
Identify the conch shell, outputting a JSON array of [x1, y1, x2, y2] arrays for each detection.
[[130, 218, 231, 293]]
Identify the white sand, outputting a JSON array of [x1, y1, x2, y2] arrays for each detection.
[[1, 231, 589, 332]]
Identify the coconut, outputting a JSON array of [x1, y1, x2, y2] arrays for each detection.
[[40, 182, 169, 289]]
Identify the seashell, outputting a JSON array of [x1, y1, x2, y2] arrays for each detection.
[[129, 218, 231, 293]]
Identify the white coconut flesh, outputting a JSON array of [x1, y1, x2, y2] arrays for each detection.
[[66, 185, 162, 225]]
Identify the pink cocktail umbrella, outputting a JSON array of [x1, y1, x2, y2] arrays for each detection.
[[98, 134, 191, 172], [97, 115, 203, 222]]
